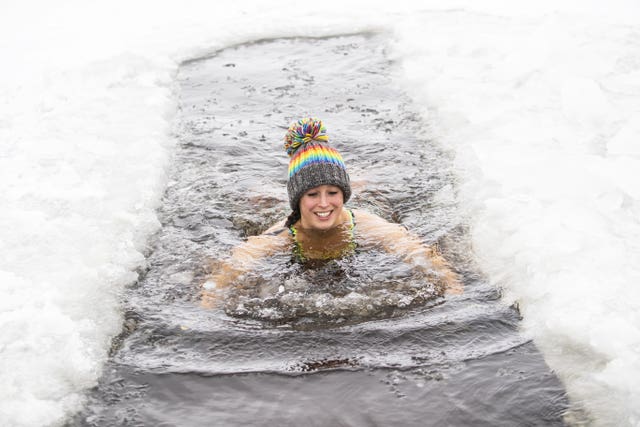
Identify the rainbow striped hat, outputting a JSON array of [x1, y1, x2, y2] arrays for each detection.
[[284, 118, 351, 210]]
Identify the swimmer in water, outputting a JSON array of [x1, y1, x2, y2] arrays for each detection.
[[202, 118, 462, 305]]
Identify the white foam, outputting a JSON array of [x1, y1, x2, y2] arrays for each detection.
[[1, 0, 639, 425]]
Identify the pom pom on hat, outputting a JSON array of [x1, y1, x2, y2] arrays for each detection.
[[284, 117, 329, 157]]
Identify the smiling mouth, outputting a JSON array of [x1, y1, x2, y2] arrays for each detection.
[[315, 211, 332, 218]]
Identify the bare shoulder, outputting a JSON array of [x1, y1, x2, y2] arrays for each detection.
[[250, 228, 290, 247], [263, 218, 288, 235], [352, 209, 388, 226], [352, 209, 404, 233], [230, 221, 291, 260]]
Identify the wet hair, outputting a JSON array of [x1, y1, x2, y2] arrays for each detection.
[[285, 208, 301, 228]]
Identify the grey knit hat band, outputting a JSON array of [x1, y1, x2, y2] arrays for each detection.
[[287, 162, 351, 210]]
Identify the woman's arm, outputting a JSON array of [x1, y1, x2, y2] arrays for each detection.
[[201, 228, 290, 307], [353, 209, 462, 294]]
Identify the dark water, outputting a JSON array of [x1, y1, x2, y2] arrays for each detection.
[[71, 34, 568, 426]]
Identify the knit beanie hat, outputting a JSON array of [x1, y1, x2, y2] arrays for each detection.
[[284, 118, 351, 210]]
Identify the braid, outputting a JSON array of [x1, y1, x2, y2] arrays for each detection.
[[285, 208, 301, 228]]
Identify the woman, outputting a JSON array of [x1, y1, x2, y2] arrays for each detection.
[[202, 118, 461, 305]]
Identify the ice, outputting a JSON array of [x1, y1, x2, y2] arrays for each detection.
[[1, 0, 640, 426]]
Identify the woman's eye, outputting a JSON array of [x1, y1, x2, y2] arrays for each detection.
[[329, 191, 338, 195], [306, 192, 318, 197]]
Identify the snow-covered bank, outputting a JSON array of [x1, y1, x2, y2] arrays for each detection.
[[1, 1, 639, 425], [392, 8, 640, 425]]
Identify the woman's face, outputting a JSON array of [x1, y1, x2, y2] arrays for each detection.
[[298, 185, 344, 231]]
